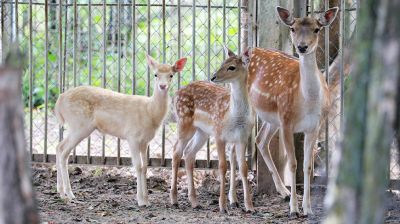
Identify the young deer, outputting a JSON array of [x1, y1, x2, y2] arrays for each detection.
[[248, 7, 339, 217], [55, 55, 187, 207], [170, 48, 254, 213]]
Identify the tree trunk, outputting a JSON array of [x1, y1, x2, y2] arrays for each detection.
[[0, 49, 39, 224], [324, 0, 400, 223]]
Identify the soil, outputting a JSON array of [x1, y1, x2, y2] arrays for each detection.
[[32, 164, 400, 224]]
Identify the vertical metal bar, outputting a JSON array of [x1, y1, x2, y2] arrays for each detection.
[[222, 0, 226, 59], [324, 0, 329, 180], [1, 1, 4, 61], [206, 0, 211, 168], [177, 0, 181, 89], [146, 0, 151, 96], [339, 0, 345, 131], [310, 0, 314, 17], [191, 0, 195, 81], [28, 0, 33, 159], [72, 0, 77, 163], [146, 0, 151, 163], [117, 0, 121, 165], [87, 0, 92, 164], [44, 0, 49, 163], [62, 1, 68, 91], [58, 0, 64, 142], [14, 0, 18, 42], [237, 0, 241, 54], [132, 0, 136, 94], [161, 0, 166, 167], [102, 0, 107, 164]]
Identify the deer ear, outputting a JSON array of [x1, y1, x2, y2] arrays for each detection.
[[146, 54, 159, 71], [224, 46, 236, 58], [318, 7, 338, 27], [173, 58, 187, 73], [241, 47, 251, 66], [276, 6, 294, 26]]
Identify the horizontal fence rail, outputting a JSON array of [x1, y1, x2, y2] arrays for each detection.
[[1, 0, 249, 168]]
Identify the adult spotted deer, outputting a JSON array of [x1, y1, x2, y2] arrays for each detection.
[[55, 55, 187, 207], [170, 48, 254, 213], [248, 7, 339, 217]]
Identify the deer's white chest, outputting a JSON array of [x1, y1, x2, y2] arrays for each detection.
[[221, 110, 254, 143]]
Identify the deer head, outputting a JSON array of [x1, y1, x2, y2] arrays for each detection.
[[146, 55, 187, 91], [211, 47, 250, 83], [276, 6, 338, 55]]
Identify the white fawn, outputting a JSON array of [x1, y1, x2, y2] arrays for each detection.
[[170, 47, 254, 213], [55, 55, 187, 207], [248, 7, 339, 217]]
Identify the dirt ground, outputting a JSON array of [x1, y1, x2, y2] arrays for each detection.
[[32, 164, 400, 224]]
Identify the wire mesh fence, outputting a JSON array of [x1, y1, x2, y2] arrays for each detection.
[[1, 0, 247, 167]]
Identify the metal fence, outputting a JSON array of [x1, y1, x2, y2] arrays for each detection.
[[1, 0, 248, 168]]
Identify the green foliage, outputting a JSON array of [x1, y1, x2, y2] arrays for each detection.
[[13, 1, 240, 110]]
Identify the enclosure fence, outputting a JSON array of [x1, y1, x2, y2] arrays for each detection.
[[1, 0, 399, 186]]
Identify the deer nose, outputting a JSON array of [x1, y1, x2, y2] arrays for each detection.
[[297, 45, 308, 53], [159, 84, 167, 90]]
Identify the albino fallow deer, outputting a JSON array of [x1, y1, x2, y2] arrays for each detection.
[[170, 48, 254, 213], [247, 7, 339, 217], [55, 55, 187, 207]]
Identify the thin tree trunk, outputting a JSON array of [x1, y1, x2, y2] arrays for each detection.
[[325, 0, 400, 223], [0, 49, 39, 224]]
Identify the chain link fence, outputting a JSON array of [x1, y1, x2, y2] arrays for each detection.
[[1, 0, 247, 167]]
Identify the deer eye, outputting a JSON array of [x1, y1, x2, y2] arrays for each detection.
[[227, 66, 236, 71], [314, 28, 320, 33], [290, 27, 295, 32], [169, 75, 173, 78], [154, 74, 158, 77]]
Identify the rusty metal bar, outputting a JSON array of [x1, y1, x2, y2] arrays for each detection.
[[340, 0, 345, 130], [146, 0, 151, 164], [132, 0, 136, 94], [117, 0, 121, 165], [102, 0, 107, 164], [206, 0, 211, 168], [14, 0, 18, 41], [87, 0, 92, 165], [72, 0, 77, 163], [58, 0, 64, 142], [161, 0, 166, 167], [28, 0, 33, 159], [222, 0, 226, 58], [237, 0, 241, 54], [191, 0, 195, 81], [44, 0, 49, 163], [177, 0, 181, 89], [324, 0, 330, 179]]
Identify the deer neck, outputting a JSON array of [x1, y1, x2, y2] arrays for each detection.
[[149, 84, 169, 124], [299, 51, 322, 101], [229, 75, 250, 118]]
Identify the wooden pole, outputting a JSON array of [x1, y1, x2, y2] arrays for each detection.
[[0, 48, 39, 224]]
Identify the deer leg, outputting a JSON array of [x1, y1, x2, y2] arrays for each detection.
[[236, 142, 254, 212], [228, 145, 239, 208], [140, 143, 150, 206], [216, 139, 228, 213], [170, 128, 195, 206], [58, 126, 94, 200], [56, 140, 66, 195], [184, 129, 208, 209], [281, 125, 299, 217], [302, 130, 318, 216], [128, 140, 147, 207], [256, 122, 290, 198]]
